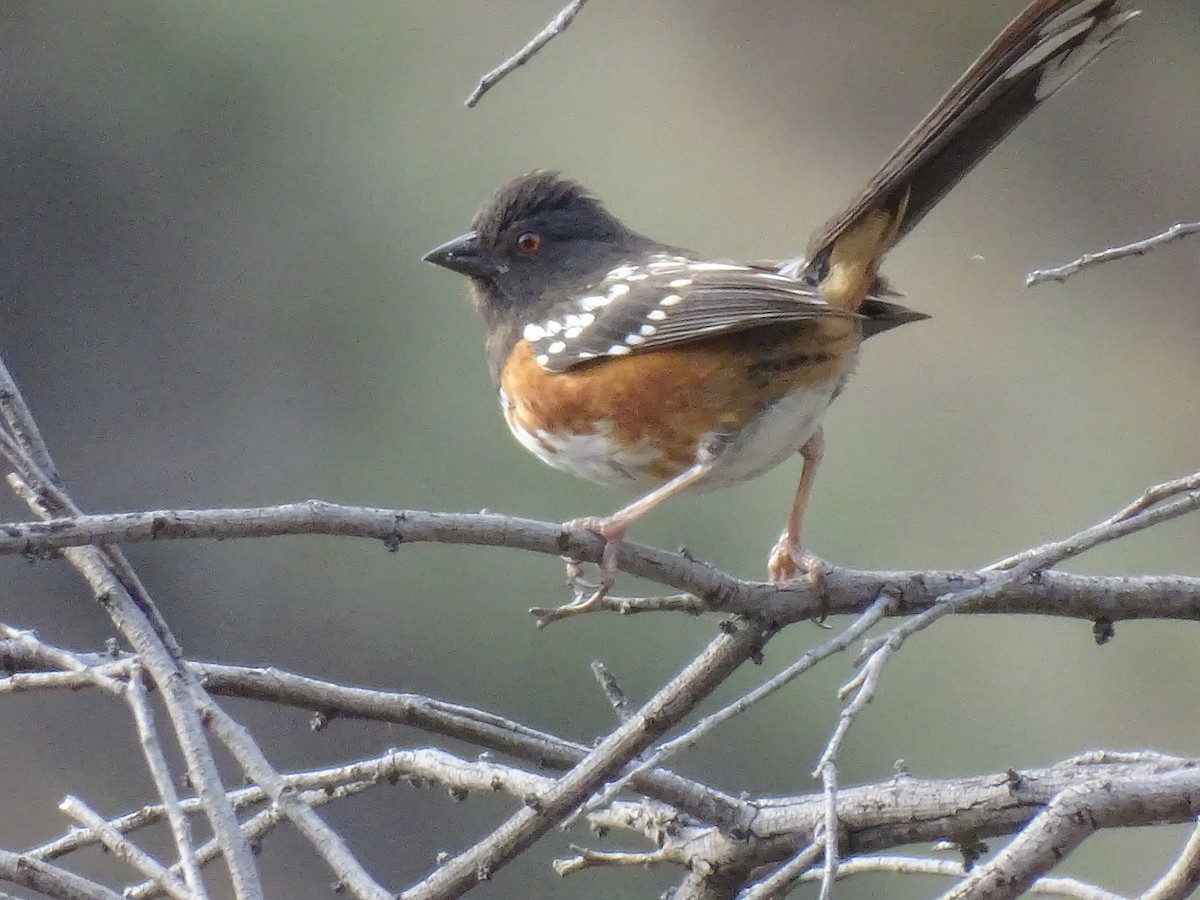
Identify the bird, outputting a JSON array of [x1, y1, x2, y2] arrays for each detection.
[[423, 0, 1136, 614]]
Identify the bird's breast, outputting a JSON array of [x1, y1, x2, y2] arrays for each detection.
[[497, 323, 860, 491]]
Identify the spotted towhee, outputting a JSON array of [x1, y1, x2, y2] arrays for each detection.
[[425, 0, 1135, 612]]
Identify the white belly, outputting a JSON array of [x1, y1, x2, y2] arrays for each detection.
[[499, 378, 839, 492], [702, 382, 835, 488], [503, 407, 665, 488]]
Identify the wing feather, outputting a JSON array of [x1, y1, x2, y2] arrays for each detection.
[[524, 256, 860, 373]]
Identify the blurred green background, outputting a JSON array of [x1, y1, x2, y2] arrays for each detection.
[[0, 1, 1197, 897]]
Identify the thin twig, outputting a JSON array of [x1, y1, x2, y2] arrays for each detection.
[[751, 854, 1126, 899], [36, 752, 412, 869], [0, 365, 60, 484], [0, 847, 124, 900], [532, 591, 705, 623], [59, 797, 190, 900], [465, 0, 590, 107], [943, 769, 1200, 900], [817, 762, 839, 900], [125, 661, 208, 899], [199, 702, 392, 900], [572, 592, 893, 825], [5, 638, 749, 835], [552, 843, 675, 877], [0, 354, 263, 900], [1026, 221, 1200, 286], [590, 661, 632, 721], [0, 626, 125, 694], [400, 620, 770, 899], [988, 472, 1200, 573], [1120, 818, 1200, 900], [128, 780, 378, 900], [738, 843, 823, 900], [816, 472, 1200, 788]]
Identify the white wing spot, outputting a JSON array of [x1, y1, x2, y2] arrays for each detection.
[[669, 278, 692, 288], [547, 340, 566, 354], [775, 257, 807, 279], [624, 333, 645, 346], [660, 294, 682, 307], [580, 295, 609, 311], [523, 323, 546, 341], [563, 326, 583, 339], [608, 283, 631, 298], [577, 351, 597, 359], [648, 254, 687, 270], [626, 272, 648, 281], [545, 319, 562, 336], [535, 354, 550, 366], [646, 309, 667, 321], [686, 261, 742, 272], [607, 264, 636, 279], [639, 324, 657, 337], [578, 312, 595, 327], [606, 344, 632, 356]]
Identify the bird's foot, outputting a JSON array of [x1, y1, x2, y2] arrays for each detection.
[[768, 533, 831, 623], [532, 516, 624, 627]]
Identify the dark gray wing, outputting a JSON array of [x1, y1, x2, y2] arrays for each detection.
[[523, 254, 860, 373]]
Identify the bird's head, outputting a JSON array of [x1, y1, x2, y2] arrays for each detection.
[[424, 171, 651, 327]]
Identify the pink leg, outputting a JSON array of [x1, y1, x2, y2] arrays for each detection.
[[768, 428, 826, 583], [561, 440, 726, 615]]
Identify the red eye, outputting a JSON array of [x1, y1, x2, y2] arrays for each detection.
[[515, 232, 542, 256]]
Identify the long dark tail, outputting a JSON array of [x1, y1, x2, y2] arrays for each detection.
[[805, 0, 1137, 310]]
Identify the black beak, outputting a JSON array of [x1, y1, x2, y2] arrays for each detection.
[[422, 231, 502, 279]]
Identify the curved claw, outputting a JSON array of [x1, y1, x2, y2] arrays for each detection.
[[767, 531, 827, 585]]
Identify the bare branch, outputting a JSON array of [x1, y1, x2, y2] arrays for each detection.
[[0, 357, 262, 899], [749, 855, 1126, 899], [574, 592, 892, 824], [987, 471, 1200, 573], [814, 472, 1200, 800], [58, 797, 190, 900], [652, 757, 1200, 895], [125, 662, 208, 898], [22, 724, 1200, 898], [0, 362, 60, 485], [1141, 819, 1200, 900], [590, 661, 632, 721], [943, 769, 1200, 900], [1026, 221, 1200, 286], [816, 764, 839, 900], [552, 843, 675, 877], [0, 626, 124, 695], [0, 848, 123, 900], [0, 635, 749, 833], [465, 0, 590, 107], [128, 781, 379, 900], [400, 620, 771, 899], [10, 476, 264, 900], [2, 503, 1199, 627], [198, 702, 391, 900], [738, 843, 823, 900], [37, 753, 411, 878]]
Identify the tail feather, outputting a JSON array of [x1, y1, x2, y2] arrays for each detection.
[[804, 0, 1137, 308]]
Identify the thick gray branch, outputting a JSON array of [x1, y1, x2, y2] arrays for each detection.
[[2, 504, 1198, 626]]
